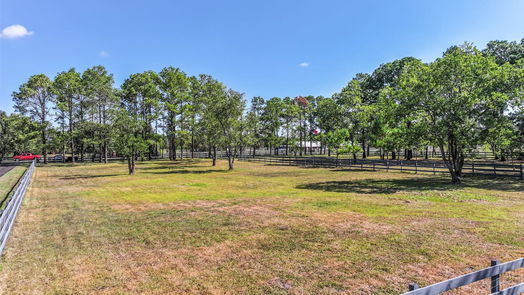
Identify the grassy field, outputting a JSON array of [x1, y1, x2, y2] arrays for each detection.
[[0, 159, 523, 294], [0, 166, 27, 208]]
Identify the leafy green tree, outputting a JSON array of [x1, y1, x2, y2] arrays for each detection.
[[316, 97, 343, 156], [245, 96, 265, 157], [338, 143, 362, 161], [483, 39, 524, 65], [13, 74, 55, 163], [156, 67, 190, 160], [324, 128, 350, 165], [112, 109, 148, 175], [54, 68, 83, 163], [121, 71, 161, 161], [187, 75, 204, 158], [304, 95, 320, 155], [281, 97, 299, 155], [9, 114, 39, 156], [261, 97, 284, 155], [206, 88, 245, 170], [399, 44, 517, 183], [294, 96, 309, 156], [198, 75, 226, 165], [0, 111, 13, 162], [82, 66, 115, 163]]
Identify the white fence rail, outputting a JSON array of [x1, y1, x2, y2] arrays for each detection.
[[0, 160, 35, 256]]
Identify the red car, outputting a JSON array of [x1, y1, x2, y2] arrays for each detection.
[[13, 153, 41, 161]]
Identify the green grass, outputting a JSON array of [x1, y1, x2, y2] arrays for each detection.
[[0, 166, 26, 208], [0, 159, 523, 294]]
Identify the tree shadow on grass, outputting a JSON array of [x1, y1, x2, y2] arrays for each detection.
[[145, 169, 228, 175], [60, 174, 122, 180], [137, 159, 208, 171], [139, 165, 203, 170], [296, 176, 523, 194]]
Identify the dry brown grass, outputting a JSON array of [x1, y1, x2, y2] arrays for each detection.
[[0, 159, 522, 294]]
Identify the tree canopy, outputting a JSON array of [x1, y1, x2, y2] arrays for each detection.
[[4, 38, 524, 182]]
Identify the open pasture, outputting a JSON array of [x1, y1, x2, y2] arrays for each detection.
[[0, 159, 523, 294]]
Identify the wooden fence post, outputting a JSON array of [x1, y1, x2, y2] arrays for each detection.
[[409, 283, 419, 291], [493, 163, 497, 176], [415, 162, 418, 174], [520, 164, 523, 180], [491, 259, 500, 293]]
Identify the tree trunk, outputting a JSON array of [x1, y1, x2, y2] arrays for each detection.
[[172, 135, 177, 160], [191, 130, 194, 158], [69, 105, 75, 164], [104, 143, 108, 164], [227, 147, 234, 170], [439, 140, 464, 184], [299, 125, 303, 156], [212, 146, 217, 166], [309, 135, 313, 155], [170, 137, 174, 160], [128, 156, 136, 175], [286, 128, 289, 156], [42, 127, 48, 164]]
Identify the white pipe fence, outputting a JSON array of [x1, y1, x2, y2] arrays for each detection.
[[0, 160, 35, 256]]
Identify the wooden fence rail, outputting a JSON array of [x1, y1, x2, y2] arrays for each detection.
[[0, 160, 35, 256], [41, 153, 524, 180], [402, 258, 524, 295], [237, 155, 524, 180]]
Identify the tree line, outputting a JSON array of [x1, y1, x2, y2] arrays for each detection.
[[1, 38, 523, 183]]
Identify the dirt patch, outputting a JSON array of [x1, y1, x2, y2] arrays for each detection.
[[111, 199, 230, 212]]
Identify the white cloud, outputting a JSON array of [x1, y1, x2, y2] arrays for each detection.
[[99, 50, 109, 57], [0, 24, 34, 39], [299, 62, 310, 67]]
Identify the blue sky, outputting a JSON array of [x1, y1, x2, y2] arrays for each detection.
[[1, 0, 524, 113]]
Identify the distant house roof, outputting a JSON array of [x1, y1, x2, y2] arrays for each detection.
[[295, 141, 321, 148]]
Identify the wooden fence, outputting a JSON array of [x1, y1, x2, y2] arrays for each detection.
[[402, 258, 524, 295], [0, 160, 35, 256], [33, 152, 524, 180], [237, 155, 524, 180]]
